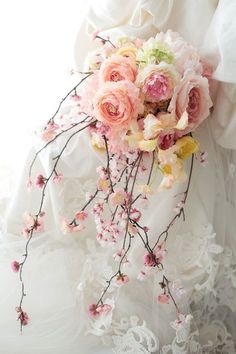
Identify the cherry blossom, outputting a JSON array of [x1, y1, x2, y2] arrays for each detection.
[[11, 261, 20, 273]]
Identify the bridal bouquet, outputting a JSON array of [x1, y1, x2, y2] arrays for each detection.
[[12, 30, 212, 333]]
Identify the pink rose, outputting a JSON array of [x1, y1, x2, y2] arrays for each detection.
[[158, 132, 176, 150], [93, 81, 142, 127], [99, 55, 137, 83], [137, 63, 179, 103], [169, 69, 212, 135]]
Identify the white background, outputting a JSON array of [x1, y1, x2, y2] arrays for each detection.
[[0, 0, 88, 199]]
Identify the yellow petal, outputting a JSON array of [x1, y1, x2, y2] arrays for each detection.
[[175, 111, 188, 130], [138, 139, 157, 152], [176, 136, 199, 160]]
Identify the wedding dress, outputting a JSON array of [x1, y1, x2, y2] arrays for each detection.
[[0, 0, 236, 353]]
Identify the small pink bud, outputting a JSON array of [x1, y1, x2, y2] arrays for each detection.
[[11, 261, 20, 273]]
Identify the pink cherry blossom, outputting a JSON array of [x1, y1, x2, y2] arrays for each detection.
[[75, 211, 88, 221], [110, 189, 126, 206], [143, 253, 157, 267], [35, 174, 46, 188], [113, 249, 125, 261], [23, 212, 44, 233], [116, 273, 129, 285], [154, 242, 167, 262], [130, 208, 141, 222], [61, 218, 84, 234], [157, 294, 170, 304], [11, 261, 20, 273], [21, 227, 30, 238], [53, 173, 64, 183], [40, 122, 59, 142], [16, 307, 29, 326], [88, 303, 112, 318]]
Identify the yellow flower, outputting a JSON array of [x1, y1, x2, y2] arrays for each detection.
[[116, 46, 137, 61], [138, 139, 157, 152], [176, 136, 199, 160], [162, 164, 172, 175]]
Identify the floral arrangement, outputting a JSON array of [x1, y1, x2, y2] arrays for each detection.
[[12, 30, 212, 333]]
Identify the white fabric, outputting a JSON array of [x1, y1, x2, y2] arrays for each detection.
[[1, 0, 236, 353]]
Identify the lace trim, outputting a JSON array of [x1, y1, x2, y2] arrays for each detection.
[[110, 316, 159, 354]]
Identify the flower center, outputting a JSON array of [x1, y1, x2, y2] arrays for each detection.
[[145, 74, 169, 102], [187, 88, 200, 121], [110, 71, 123, 82], [104, 102, 119, 116]]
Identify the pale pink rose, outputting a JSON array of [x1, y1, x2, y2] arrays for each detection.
[[157, 294, 170, 304], [99, 55, 137, 83], [93, 81, 142, 128], [116, 273, 129, 285], [137, 63, 180, 103], [11, 261, 20, 273], [169, 69, 213, 135]]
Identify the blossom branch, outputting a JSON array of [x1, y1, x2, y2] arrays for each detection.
[[17, 119, 95, 331]]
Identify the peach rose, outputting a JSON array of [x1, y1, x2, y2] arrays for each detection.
[[169, 69, 212, 135], [93, 80, 142, 127], [136, 63, 180, 103], [99, 54, 137, 83]]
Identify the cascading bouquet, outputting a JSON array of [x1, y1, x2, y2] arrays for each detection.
[[12, 30, 212, 332]]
